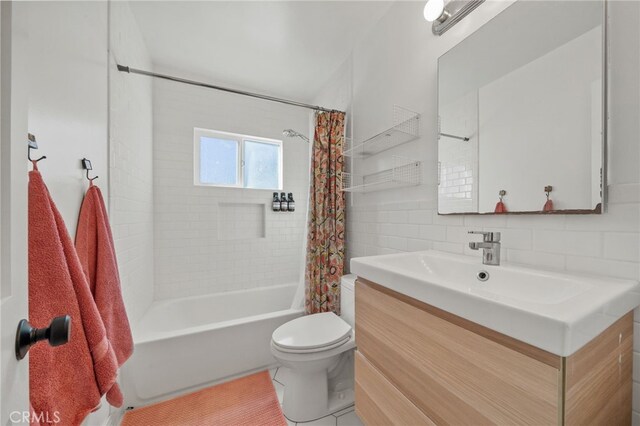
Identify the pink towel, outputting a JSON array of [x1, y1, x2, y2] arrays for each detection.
[[29, 165, 120, 425], [75, 182, 133, 398]]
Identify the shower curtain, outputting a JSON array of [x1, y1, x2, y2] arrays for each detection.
[[304, 111, 346, 315]]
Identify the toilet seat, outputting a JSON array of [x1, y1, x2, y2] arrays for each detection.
[[272, 335, 352, 354], [272, 312, 352, 353]]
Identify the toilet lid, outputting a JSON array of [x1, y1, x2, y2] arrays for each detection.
[[272, 312, 352, 351]]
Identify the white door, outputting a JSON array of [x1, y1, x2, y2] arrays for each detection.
[[1, 2, 30, 424]]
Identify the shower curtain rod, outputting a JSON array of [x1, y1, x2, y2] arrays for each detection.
[[117, 65, 342, 114]]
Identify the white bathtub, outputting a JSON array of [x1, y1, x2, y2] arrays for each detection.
[[120, 283, 303, 407]]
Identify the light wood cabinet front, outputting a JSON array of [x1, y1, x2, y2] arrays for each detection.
[[355, 351, 436, 426], [564, 312, 633, 425], [354, 278, 633, 426]]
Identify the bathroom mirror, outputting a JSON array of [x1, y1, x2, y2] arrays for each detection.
[[437, 1, 605, 215]]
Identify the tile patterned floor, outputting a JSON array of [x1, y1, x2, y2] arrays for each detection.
[[269, 367, 363, 426]]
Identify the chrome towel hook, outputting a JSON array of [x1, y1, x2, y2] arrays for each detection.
[[28, 133, 47, 163], [81, 158, 98, 182]]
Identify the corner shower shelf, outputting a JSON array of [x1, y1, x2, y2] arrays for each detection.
[[343, 107, 420, 158], [342, 157, 422, 193]]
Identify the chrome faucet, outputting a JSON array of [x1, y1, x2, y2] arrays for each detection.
[[468, 231, 501, 266]]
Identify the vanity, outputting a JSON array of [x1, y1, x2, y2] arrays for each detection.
[[351, 251, 640, 425], [348, 0, 639, 423]]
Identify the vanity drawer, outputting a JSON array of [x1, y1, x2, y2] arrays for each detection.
[[355, 279, 561, 425], [355, 351, 436, 426]]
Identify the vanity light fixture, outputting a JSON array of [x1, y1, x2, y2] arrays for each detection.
[[423, 0, 449, 23], [425, 0, 485, 36]]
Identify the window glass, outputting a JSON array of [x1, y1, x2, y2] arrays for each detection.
[[199, 136, 238, 185], [195, 129, 283, 189], [243, 140, 281, 190]]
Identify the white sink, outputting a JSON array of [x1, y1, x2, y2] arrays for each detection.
[[350, 250, 640, 356]]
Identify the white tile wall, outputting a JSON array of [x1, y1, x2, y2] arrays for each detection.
[[346, 194, 639, 280], [218, 203, 266, 240], [152, 72, 310, 299], [109, 1, 155, 325], [315, 0, 640, 420]]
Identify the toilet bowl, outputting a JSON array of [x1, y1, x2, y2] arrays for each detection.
[[271, 275, 356, 423]]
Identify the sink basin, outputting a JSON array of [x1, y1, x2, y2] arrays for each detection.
[[350, 250, 640, 356]]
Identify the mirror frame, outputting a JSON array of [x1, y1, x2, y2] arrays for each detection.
[[436, 0, 608, 216]]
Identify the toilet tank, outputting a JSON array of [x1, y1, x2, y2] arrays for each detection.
[[340, 274, 357, 328]]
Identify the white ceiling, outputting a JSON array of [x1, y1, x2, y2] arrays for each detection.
[[128, 1, 392, 103]]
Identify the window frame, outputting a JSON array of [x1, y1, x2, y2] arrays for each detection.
[[194, 128, 284, 190]]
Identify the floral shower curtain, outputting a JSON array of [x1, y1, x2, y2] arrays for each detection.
[[304, 111, 346, 315]]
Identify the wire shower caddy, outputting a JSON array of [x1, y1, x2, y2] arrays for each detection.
[[343, 106, 420, 158], [342, 105, 422, 193], [342, 156, 421, 193]]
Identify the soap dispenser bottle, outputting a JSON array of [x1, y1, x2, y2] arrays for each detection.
[[272, 192, 281, 212], [287, 193, 295, 212], [280, 192, 288, 211]]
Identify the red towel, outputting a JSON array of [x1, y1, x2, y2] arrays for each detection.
[[543, 199, 554, 212], [75, 183, 133, 400], [494, 201, 507, 213], [29, 166, 120, 425]]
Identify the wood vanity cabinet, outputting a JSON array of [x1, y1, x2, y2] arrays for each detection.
[[354, 278, 633, 426]]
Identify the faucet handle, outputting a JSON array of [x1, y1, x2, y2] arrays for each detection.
[[468, 231, 501, 242]]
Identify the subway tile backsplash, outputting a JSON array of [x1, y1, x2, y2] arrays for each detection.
[[345, 185, 640, 282]]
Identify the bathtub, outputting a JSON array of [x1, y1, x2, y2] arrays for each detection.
[[120, 283, 303, 407]]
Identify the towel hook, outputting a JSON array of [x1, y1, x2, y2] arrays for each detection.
[[81, 158, 98, 182], [28, 133, 47, 163]]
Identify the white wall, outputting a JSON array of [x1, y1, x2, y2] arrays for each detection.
[[24, 1, 109, 237], [318, 0, 640, 420], [153, 69, 310, 299], [314, 57, 353, 114], [18, 1, 111, 424], [109, 1, 155, 326]]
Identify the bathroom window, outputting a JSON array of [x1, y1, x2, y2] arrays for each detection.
[[194, 128, 283, 190]]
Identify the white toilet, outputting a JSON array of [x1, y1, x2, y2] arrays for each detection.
[[271, 274, 356, 423]]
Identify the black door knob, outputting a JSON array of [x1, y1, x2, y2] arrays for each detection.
[[15, 315, 71, 360]]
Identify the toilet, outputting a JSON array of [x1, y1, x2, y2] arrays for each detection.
[[271, 274, 356, 422]]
